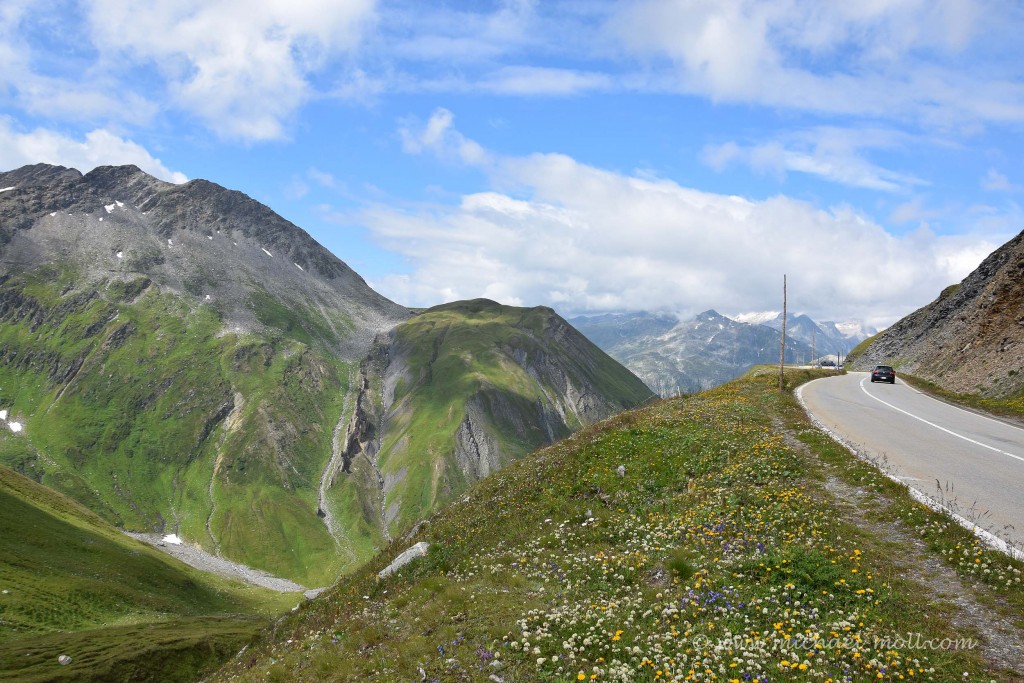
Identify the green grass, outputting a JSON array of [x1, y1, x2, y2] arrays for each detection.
[[370, 299, 653, 537], [0, 466, 293, 637], [0, 267, 356, 586], [0, 465, 298, 682], [0, 617, 265, 683], [845, 332, 879, 365], [248, 288, 348, 349], [209, 368, 1023, 682]]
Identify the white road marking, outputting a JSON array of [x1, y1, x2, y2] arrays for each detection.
[[897, 378, 1024, 432], [859, 378, 1024, 464]]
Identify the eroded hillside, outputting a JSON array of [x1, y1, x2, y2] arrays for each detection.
[[854, 230, 1024, 397]]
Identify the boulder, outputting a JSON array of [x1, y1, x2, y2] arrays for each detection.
[[378, 542, 430, 579]]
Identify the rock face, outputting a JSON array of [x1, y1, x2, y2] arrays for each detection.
[[0, 163, 408, 356], [347, 299, 655, 538], [853, 230, 1024, 397]]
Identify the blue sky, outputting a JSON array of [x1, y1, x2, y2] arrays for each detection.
[[2, 0, 1023, 328]]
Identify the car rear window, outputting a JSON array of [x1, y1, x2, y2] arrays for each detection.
[[875, 366, 893, 371]]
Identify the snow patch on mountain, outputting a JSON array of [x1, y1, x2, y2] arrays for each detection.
[[832, 320, 877, 339], [729, 311, 781, 325]]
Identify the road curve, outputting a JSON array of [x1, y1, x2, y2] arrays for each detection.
[[798, 372, 1024, 552]]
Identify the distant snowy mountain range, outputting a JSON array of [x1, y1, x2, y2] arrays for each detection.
[[571, 310, 876, 397]]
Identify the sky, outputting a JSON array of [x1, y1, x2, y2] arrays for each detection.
[[2, 0, 1023, 329]]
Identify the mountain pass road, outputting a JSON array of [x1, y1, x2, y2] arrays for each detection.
[[798, 372, 1024, 552]]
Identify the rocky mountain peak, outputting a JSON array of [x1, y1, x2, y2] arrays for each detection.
[[0, 163, 408, 356], [695, 309, 725, 322]]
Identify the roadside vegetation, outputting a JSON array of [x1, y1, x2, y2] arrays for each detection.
[[211, 368, 1024, 682], [843, 334, 878, 366]]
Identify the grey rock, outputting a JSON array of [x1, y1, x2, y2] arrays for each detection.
[[378, 541, 430, 578], [0, 163, 410, 359]]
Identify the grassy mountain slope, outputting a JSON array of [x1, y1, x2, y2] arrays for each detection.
[[211, 370, 1024, 682], [0, 163, 415, 587], [0, 465, 295, 682], [0, 266, 353, 587], [333, 299, 655, 548], [2, 165, 660, 592]]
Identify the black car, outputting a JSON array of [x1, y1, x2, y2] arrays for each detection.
[[870, 365, 896, 384]]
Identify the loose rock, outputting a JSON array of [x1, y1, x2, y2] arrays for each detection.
[[378, 542, 430, 578]]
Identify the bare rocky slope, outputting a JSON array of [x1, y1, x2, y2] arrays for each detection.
[[0, 163, 408, 355], [853, 229, 1024, 397]]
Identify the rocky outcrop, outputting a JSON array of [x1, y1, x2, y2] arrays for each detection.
[[0, 163, 410, 358], [356, 298, 654, 538], [378, 541, 429, 579], [453, 395, 501, 481], [853, 230, 1024, 397]]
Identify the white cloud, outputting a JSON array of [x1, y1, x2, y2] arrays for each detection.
[[85, 0, 376, 141], [399, 108, 492, 166], [0, 1, 164, 128], [0, 120, 187, 183], [481, 66, 613, 96], [357, 113, 1006, 329], [385, 0, 538, 63], [610, 0, 1024, 125], [307, 167, 338, 189], [981, 168, 1021, 192], [702, 127, 927, 192]]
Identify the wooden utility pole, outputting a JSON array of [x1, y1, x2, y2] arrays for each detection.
[[779, 274, 787, 391], [811, 327, 815, 368]]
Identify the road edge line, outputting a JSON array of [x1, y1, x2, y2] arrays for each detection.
[[795, 378, 1024, 563]]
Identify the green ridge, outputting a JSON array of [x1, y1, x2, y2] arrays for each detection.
[[368, 299, 653, 537]]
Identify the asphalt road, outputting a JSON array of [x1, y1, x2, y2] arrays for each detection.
[[798, 372, 1024, 551]]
